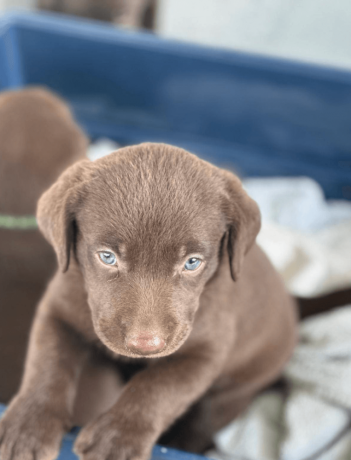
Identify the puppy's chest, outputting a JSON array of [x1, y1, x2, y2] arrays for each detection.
[[92, 338, 148, 380]]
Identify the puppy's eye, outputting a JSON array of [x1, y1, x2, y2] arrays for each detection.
[[99, 251, 117, 266], [184, 257, 202, 271]]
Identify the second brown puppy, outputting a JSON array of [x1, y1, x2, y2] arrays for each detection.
[[0, 87, 87, 403], [0, 143, 297, 460]]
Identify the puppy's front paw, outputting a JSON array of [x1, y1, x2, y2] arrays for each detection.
[[0, 398, 66, 460], [74, 411, 155, 460]]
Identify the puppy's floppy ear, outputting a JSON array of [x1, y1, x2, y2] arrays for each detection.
[[37, 159, 93, 272], [221, 170, 261, 281]]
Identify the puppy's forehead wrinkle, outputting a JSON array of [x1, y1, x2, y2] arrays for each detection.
[[94, 144, 218, 208], [84, 144, 224, 249]]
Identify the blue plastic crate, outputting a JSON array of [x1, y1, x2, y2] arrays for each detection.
[[0, 12, 350, 199]]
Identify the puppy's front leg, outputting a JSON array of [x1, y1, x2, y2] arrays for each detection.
[[74, 345, 224, 460], [0, 310, 88, 460]]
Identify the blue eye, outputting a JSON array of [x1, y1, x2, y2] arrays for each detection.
[[99, 251, 117, 266], [184, 257, 202, 271]]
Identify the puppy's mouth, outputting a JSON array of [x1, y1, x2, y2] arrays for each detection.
[[125, 345, 167, 358]]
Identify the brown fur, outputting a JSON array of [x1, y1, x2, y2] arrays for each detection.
[[0, 143, 297, 459], [37, 0, 156, 29], [0, 87, 87, 403]]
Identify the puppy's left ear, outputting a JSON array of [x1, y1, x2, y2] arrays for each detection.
[[221, 170, 261, 281], [37, 159, 93, 272]]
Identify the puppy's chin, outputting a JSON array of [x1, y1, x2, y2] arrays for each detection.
[[95, 324, 192, 359]]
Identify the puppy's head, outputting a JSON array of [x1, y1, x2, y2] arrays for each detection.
[[37, 144, 260, 358]]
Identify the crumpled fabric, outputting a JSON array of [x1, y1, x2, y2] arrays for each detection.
[[210, 307, 351, 460]]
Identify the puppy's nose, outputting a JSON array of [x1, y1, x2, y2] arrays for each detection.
[[126, 333, 166, 354]]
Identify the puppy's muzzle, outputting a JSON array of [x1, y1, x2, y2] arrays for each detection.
[[126, 333, 166, 355]]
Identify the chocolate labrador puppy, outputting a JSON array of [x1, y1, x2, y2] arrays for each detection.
[[0, 87, 87, 403], [0, 143, 297, 460]]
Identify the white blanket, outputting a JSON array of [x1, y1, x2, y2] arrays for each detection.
[[211, 307, 351, 460], [244, 177, 351, 297]]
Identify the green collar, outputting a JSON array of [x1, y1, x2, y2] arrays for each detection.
[[0, 214, 38, 230]]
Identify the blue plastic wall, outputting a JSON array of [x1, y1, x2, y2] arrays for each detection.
[[0, 12, 350, 199]]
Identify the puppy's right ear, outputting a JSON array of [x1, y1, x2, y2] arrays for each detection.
[[37, 159, 93, 272], [220, 169, 261, 282]]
